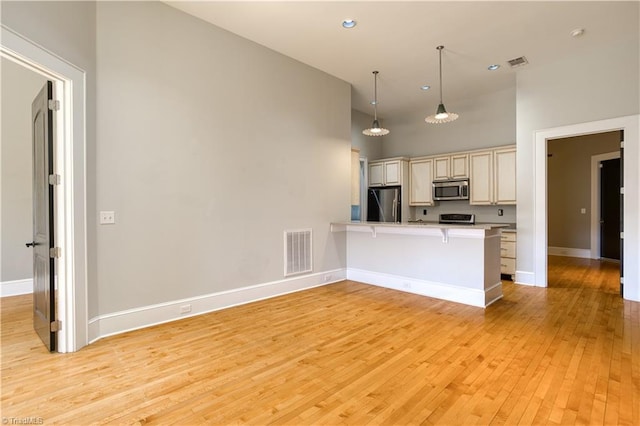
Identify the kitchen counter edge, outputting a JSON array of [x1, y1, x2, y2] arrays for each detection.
[[331, 221, 512, 231]]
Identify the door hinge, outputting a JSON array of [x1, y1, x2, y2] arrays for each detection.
[[620, 141, 624, 149], [620, 187, 624, 195], [48, 99, 60, 111], [620, 277, 624, 284], [48, 174, 61, 185], [49, 247, 62, 258], [50, 320, 62, 332], [599, 163, 603, 168], [620, 232, 624, 239]]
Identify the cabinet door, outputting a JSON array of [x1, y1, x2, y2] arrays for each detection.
[[450, 153, 469, 178], [433, 157, 450, 180], [470, 151, 493, 205], [369, 162, 384, 186], [494, 148, 516, 204], [409, 160, 434, 205], [384, 161, 401, 185]]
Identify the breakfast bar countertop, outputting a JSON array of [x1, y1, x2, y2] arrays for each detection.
[[330, 221, 513, 231]]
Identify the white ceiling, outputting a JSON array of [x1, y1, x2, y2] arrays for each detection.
[[166, 1, 638, 119]]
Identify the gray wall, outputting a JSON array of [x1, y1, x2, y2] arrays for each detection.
[[380, 86, 516, 158], [548, 132, 620, 250], [516, 11, 639, 276], [359, 85, 517, 224], [92, 2, 350, 314], [2, 1, 351, 319], [1, 0, 99, 311], [0, 58, 46, 282], [411, 201, 516, 224], [351, 108, 383, 161]]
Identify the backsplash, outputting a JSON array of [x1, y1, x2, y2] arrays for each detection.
[[410, 200, 516, 223]]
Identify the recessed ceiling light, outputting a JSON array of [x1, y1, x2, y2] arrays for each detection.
[[342, 19, 357, 29], [420, 85, 431, 91], [570, 28, 585, 37], [488, 64, 500, 71]]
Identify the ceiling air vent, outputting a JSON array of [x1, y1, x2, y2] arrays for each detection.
[[507, 56, 529, 68]]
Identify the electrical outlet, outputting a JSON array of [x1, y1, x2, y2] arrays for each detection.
[[498, 209, 503, 216], [99, 211, 115, 224], [180, 304, 192, 314], [324, 274, 332, 282], [423, 209, 428, 215]]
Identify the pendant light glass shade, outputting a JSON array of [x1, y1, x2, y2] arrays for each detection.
[[425, 46, 459, 124], [363, 71, 389, 136]]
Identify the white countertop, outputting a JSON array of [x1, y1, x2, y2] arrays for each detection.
[[332, 221, 512, 230]]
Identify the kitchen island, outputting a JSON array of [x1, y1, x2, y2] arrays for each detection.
[[331, 221, 509, 308]]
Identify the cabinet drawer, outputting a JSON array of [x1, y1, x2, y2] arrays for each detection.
[[501, 257, 515, 274], [500, 231, 516, 242], [500, 241, 516, 258]]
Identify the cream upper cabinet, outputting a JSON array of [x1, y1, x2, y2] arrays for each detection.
[[469, 146, 516, 205], [469, 151, 494, 205], [368, 159, 407, 187], [433, 153, 469, 180], [369, 162, 384, 186], [384, 161, 401, 185], [409, 158, 434, 206], [494, 147, 516, 204]]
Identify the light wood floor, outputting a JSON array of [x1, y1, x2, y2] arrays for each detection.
[[1, 257, 637, 425]]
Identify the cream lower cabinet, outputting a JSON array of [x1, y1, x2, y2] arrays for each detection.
[[500, 230, 516, 280], [409, 158, 434, 205], [469, 145, 516, 205]]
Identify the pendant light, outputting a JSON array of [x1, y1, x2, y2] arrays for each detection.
[[425, 46, 459, 124], [363, 71, 389, 136]]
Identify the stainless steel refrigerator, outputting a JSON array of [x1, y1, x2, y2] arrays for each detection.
[[367, 186, 401, 223]]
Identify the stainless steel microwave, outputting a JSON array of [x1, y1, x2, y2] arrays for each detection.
[[433, 179, 469, 201]]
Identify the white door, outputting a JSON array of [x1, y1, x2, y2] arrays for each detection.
[[29, 81, 57, 352]]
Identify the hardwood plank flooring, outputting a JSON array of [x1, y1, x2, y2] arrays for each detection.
[[1, 256, 637, 425]]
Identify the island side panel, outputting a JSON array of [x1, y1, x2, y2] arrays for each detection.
[[345, 228, 502, 307]]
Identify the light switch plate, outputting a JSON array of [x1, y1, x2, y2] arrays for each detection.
[[100, 211, 115, 224]]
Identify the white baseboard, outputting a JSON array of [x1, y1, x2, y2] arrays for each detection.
[[88, 268, 346, 344], [515, 271, 536, 286], [1, 279, 33, 297], [548, 246, 592, 259], [347, 268, 501, 308]]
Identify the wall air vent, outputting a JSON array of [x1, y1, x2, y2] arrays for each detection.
[[507, 56, 529, 68], [284, 229, 312, 277]]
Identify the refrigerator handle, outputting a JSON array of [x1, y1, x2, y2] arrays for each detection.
[[392, 188, 398, 222]]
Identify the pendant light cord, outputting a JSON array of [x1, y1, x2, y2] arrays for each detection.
[[373, 70, 379, 121], [437, 46, 444, 104]]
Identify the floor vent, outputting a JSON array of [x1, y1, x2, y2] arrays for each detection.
[[284, 229, 312, 277]]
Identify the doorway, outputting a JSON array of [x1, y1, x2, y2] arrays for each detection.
[[533, 115, 639, 302], [0, 58, 45, 296], [547, 131, 621, 292], [1, 26, 88, 352]]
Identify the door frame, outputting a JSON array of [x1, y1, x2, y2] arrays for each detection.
[[590, 151, 621, 259], [1, 25, 88, 352], [533, 114, 639, 302]]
